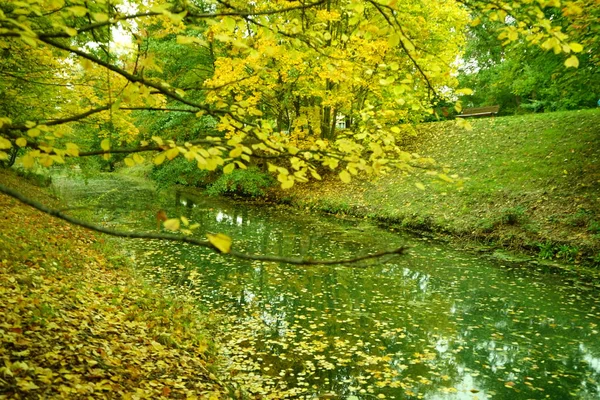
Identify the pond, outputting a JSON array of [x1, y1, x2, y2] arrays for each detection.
[[54, 174, 600, 400]]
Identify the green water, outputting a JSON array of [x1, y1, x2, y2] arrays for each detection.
[[55, 175, 600, 399]]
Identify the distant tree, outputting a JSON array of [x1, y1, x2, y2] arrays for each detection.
[[0, 0, 590, 259], [458, 2, 600, 113]]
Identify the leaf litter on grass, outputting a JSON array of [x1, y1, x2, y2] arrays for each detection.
[[0, 185, 227, 399]]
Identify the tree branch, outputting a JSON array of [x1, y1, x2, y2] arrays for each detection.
[[0, 183, 407, 267], [24, 1, 328, 39], [0, 105, 112, 135]]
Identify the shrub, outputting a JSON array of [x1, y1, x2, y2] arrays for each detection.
[[500, 206, 526, 225], [556, 245, 578, 262], [205, 167, 275, 198], [150, 158, 211, 187], [14, 168, 52, 187], [537, 241, 555, 260]]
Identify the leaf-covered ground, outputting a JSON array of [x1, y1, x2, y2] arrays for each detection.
[[0, 171, 227, 399], [280, 109, 600, 266]]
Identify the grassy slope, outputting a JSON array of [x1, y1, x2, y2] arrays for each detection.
[[0, 171, 229, 399], [285, 109, 600, 264]]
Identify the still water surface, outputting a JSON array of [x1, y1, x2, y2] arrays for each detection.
[[56, 176, 600, 399]]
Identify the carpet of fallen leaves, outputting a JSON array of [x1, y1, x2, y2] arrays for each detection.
[[0, 173, 227, 399]]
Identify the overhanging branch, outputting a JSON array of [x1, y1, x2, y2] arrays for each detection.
[[0, 183, 407, 267]]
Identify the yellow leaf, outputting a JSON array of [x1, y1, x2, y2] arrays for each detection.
[[222, 16, 236, 31], [206, 158, 218, 171], [69, 6, 88, 16], [16, 138, 27, 147], [20, 35, 37, 47], [223, 163, 235, 174], [456, 88, 473, 95], [154, 153, 166, 165], [438, 173, 454, 183], [569, 42, 583, 53], [65, 143, 79, 156], [0, 137, 11, 149], [100, 139, 110, 151], [133, 153, 144, 164], [92, 12, 109, 22], [40, 155, 53, 167], [564, 55, 579, 68], [164, 218, 181, 231], [152, 136, 164, 146], [166, 147, 179, 160], [229, 147, 243, 158], [339, 170, 351, 183], [124, 157, 135, 167], [207, 233, 232, 253], [27, 128, 41, 138], [415, 182, 426, 190], [63, 26, 77, 36], [22, 153, 35, 168], [281, 179, 294, 189], [455, 118, 472, 131], [0, 151, 7, 161], [177, 35, 194, 44]]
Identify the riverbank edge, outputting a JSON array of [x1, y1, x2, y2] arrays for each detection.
[[253, 182, 600, 275], [0, 170, 236, 399]]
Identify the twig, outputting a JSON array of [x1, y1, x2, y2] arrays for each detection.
[[0, 183, 407, 266]]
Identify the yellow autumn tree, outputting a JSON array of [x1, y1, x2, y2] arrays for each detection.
[[0, 0, 586, 183]]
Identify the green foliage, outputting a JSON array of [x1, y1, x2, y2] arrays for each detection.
[[150, 157, 211, 187], [538, 241, 556, 260], [13, 167, 52, 188], [279, 109, 600, 264], [458, 9, 600, 114], [556, 245, 579, 262], [565, 208, 593, 227], [588, 221, 600, 235], [500, 206, 527, 225], [205, 167, 275, 198]]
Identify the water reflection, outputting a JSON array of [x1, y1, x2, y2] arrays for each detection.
[[56, 178, 600, 399]]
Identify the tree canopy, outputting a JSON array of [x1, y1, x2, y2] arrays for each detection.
[[458, 0, 600, 113], [0, 0, 592, 247]]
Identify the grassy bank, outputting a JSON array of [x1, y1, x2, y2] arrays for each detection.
[[0, 170, 228, 399], [281, 109, 600, 266]]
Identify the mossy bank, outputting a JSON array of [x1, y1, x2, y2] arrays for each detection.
[[275, 109, 600, 267]]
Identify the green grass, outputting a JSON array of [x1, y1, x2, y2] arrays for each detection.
[[285, 109, 600, 265]]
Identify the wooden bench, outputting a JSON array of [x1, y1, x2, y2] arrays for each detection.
[[456, 105, 500, 118]]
